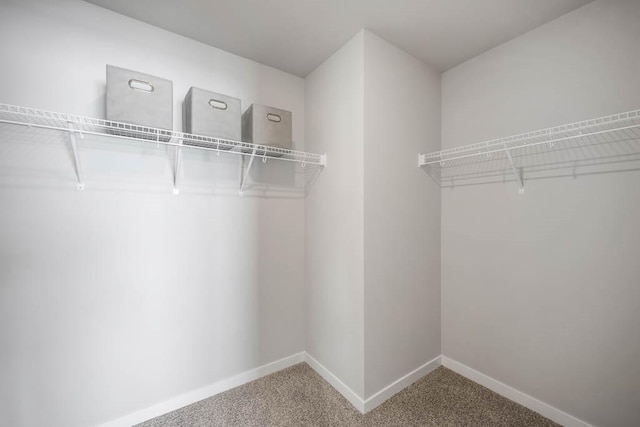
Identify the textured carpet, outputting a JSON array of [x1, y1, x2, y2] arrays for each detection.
[[137, 363, 559, 426]]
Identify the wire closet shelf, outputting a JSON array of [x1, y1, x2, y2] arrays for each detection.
[[418, 108, 640, 193], [0, 103, 326, 195], [0, 103, 326, 166]]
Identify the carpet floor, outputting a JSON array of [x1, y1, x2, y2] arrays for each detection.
[[137, 363, 559, 426]]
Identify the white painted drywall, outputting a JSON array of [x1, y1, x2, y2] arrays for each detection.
[[441, 1, 640, 426], [362, 32, 441, 398], [305, 30, 442, 402], [0, 1, 306, 426], [304, 31, 366, 398]]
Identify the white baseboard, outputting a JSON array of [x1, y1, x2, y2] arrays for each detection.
[[442, 356, 592, 427], [364, 355, 442, 412], [303, 352, 366, 413], [99, 352, 581, 427], [303, 352, 442, 414], [97, 352, 305, 427]]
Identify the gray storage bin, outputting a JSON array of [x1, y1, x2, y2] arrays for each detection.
[[183, 87, 241, 150], [242, 104, 292, 155], [106, 65, 173, 141]]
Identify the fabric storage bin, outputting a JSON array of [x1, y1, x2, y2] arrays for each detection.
[[183, 87, 241, 150], [241, 104, 292, 155], [106, 65, 173, 142]]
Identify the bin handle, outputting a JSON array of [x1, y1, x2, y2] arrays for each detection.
[[267, 113, 281, 123], [209, 99, 228, 110], [128, 79, 154, 93]]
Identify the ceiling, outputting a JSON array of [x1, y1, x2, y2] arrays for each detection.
[[84, 0, 593, 77]]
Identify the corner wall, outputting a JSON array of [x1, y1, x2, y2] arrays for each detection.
[[305, 31, 366, 398], [363, 32, 441, 398], [441, 1, 640, 426], [305, 30, 441, 405]]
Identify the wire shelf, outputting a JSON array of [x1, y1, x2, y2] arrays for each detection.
[[0, 103, 326, 166], [419, 108, 640, 191], [0, 103, 326, 195]]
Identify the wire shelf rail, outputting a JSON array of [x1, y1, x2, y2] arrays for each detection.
[[0, 103, 326, 194], [418, 108, 640, 193]]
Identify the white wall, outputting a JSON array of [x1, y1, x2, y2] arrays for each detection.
[[6, 0, 636, 425], [0, 1, 306, 426], [362, 32, 441, 398], [441, 1, 640, 426], [305, 31, 365, 398], [305, 30, 441, 403]]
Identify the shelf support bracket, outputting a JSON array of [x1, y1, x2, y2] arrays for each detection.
[[173, 138, 183, 195], [503, 143, 524, 194], [304, 154, 327, 196], [304, 167, 323, 196], [239, 147, 257, 196], [66, 122, 84, 190]]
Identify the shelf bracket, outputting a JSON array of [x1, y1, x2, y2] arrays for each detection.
[[503, 143, 524, 194], [303, 154, 327, 196], [66, 122, 84, 190], [239, 146, 257, 196], [173, 138, 183, 195], [304, 167, 323, 196]]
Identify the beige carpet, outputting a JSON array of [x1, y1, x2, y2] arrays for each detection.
[[137, 363, 559, 426]]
